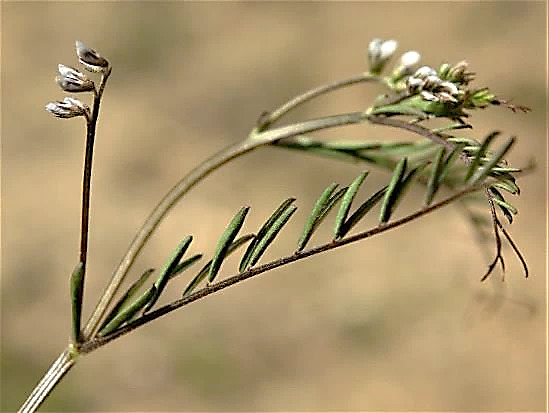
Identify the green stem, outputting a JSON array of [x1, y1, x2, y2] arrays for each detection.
[[17, 347, 79, 413], [259, 73, 379, 130], [82, 111, 365, 339]]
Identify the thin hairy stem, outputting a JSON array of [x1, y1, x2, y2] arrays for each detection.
[[17, 347, 78, 413], [82, 111, 366, 339], [80, 184, 481, 354], [259, 73, 380, 130]]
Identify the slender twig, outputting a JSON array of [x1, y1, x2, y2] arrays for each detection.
[[258, 73, 380, 130], [80, 184, 482, 354], [481, 196, 505, 281], [496, 217, 529, 277], [82, 111, 366, 339], [17, 348, 78, 413]]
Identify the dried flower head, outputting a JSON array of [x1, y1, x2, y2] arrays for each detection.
[[75, 40, 109, 73], [56, 64, 95, 93], [45, 97, 90, 119]]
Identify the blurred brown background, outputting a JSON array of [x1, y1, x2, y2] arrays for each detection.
[[1, 2, 546, 412]]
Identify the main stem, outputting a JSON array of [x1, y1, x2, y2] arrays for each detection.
[[17, 348, 78, 413]]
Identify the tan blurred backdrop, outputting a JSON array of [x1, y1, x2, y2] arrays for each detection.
[[1, 2, 547, 412]]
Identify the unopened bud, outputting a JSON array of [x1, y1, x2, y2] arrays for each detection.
[[75, 40, 109, 72], [437, 92, 458, 104], [368, 38, 398, 74], [390, 50, 422, 83], [420, 91, 438, 102], [423, 75, 442, 91], [414, 66, 437, 80], [406, 76, 424, 93], [45, 97, 90, 119], [437, 81, 459, 96], [56, 64, 95, 92]]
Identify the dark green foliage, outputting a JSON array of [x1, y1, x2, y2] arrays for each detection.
[[245, 205, 297, 269], [240, 199, 297, 271], [338, 186, 388, 237], [70, 262, 85, 343], [297, 183, 346, 252], [98, 286, 156, 337], [100, 268, 155, 331], [144, 236, 193, 313], [424, 146, 447, 206], [240, 198, 296, 272], [208, 207, 250, 283], [183, 235, 254, 297], [469, 137, 515, 185], [379, 158, 408, 223], [334, 171, 369, 239], [465, 131, 500, 182]]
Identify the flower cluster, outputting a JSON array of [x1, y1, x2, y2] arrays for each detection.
[[406, 65, 464, 104], [46, 41, 109, 120]]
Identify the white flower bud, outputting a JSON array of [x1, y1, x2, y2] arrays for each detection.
[[420, 91, 438, 102], [379, 40, 398, 61], [414, 66, 437, 79], [75, 40, 109, 73], [437, 92, 458, 103], [399, 51, 421, 69], [368, 38, 398, 74], [406, 76, 424, 93], [45, 97, 90, 119], [438, 81, 459, 96], [56, 64, 95, 92], [423, 75, 442, 90]]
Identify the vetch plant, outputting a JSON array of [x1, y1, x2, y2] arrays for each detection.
[[19, 38, 532, 412]]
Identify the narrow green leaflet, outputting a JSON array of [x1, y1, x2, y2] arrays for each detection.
[[247, 205, 297, 268], [469, 137, 515, 185], [168, 254, 203, 280], [491, 180, 519, 196], [424, 146, 447, 206], [297, 183, 338, 252], [183, 235, 254, 297], [144, 235, 193, 313], [489, 187, 517, 224], [338, 185, 388, 237], [379, 158, 407, 223], [208, 207, 250, 283], [100, 268, 155, 330], [240, 198, 296, 272], [334, 171, 369, 239], [465, 131, 500, 182], [70, 262, 85, 343], [98, 286, 156, 337], [438, 142, 466, 183]]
